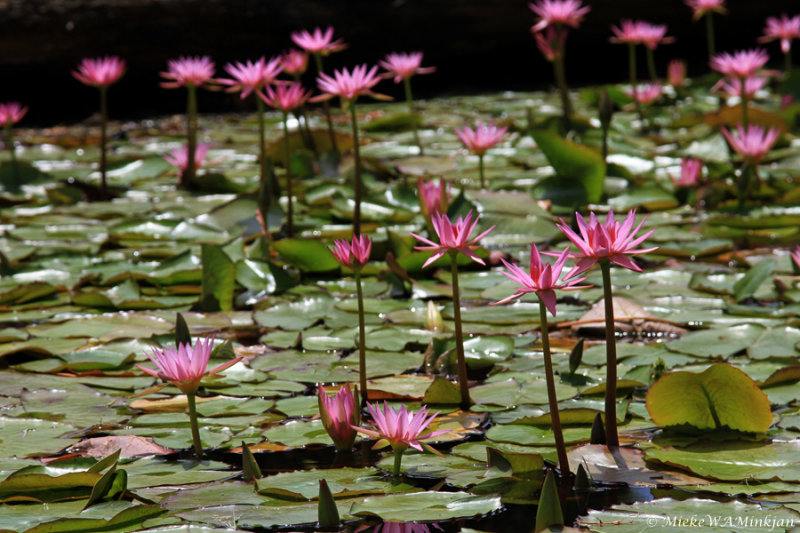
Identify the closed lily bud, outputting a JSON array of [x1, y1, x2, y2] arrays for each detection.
[[425, 301, 444, 332], [598, 87, 614, 129], [318, 383, 360, 451]]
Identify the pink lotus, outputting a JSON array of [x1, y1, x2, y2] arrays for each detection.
[[791, 245, 800, 270], [258, 82, 310, 112], [163, 143, 213, 174], [493, 244, 589, 316], [137, 337, 242, 395], [281, 49, 309, 77], [290, 26, 346, 56], [555, 209, 659, 279], [417, 177, 451, 221], [636, 22, 674, 50], [672, 157, 703, 187], [161, 56, 216, 88], [454, 123, 508, 156], [318, 383, 360, 451], [721, 124, 781, 163], [218, 57, 283, 99], [379, 52, 436, 83], [0, 102, 28, 126], [759, 14, 800, 54], [668, 59, 687, 88], [329, 234, 372, 269], [628, 83, 662, 105], [411, 211, 495, 268], [710, 49, 769, 79], [610, 20, 644, 45], [714, 76, 768, 98], [529, 0, 590, 32], [353, 402, 450, 453], [72, 56, 126, 88], [315, 64, 390, 102], [685, 0, 727, 20], [534, 26, 567, 61]]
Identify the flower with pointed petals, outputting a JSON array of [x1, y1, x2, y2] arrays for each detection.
[[0, 102, 28, 126], [668, 59, 687, 88], [318, 383, 360, 451], [529, 0, 590, 31], [291, 26, 347, 56], [721, 124, 781, 163], [554, 209, 659, 279], [534, 26, 567, 61], [353, 402, 450, 454], [714, 76, 768, 98], [411, 211, 495, 268], [637, 22, 674, 50], [258, 82, 310, 112], [160, 56, 215, 88], [72, 56, 126, 88], [218, 57, 283, 99], [686, 0, 726, 20], [314, 64, 390, 103], [672, 157, 703, 187], [137, 337, 242, 395], [610, 20, 644, 45], [417, 177, 451, 221], [163, 143, 217, 174], [628, 83, 662, 105], [379, 52, 436, 84], [454, 123, 508, 156], [281, 49, 309, 77], [710, 49, 769, 79], [791, 245, 800, 270], [759, 14, 800, 54], [329, 234, 372, 269], [493, 244, 589, 316]]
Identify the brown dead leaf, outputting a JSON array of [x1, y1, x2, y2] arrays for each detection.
[[69, 435, 174, 458], [562, 297, 688, 338]]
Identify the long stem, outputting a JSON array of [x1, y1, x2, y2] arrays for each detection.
[[392, 447, 405, 477], [5, 124, 19, 187], [705, 13, 716, 62], [403, 76, 423, 155], [539, 300, 571, 477], [599, 261, 619, 448], [739, 76, 749, 128], [787, 50, 793, 76], [99, 86, 108, 197], [282, 111, 294, 237], [314, 53, 339, 154], [355, 269, 368, 406], [257, 97, 269, 203], [349, 102, 362, 235], [478, 153, 485, 189], [628, 44, 644, 124], [184, 84, 198, 188], [449, 251, 472, 410], [552, 30, 573, 122], [186, 391, 203, 457], [646, 47, 657, 82]]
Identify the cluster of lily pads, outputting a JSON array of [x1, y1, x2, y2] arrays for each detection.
[[2, 0, 800, 532]]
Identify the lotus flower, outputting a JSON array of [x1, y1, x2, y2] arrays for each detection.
[[686, 0, 727, 20], [0, 102, 28, 126], [721, 124, 781, 163], [411, 211, 494, 268], [318, 383, 360, 451], [454, 123, 508, 156], [259, 82, 310, 112], [315, 64, 389, 103], [610, 19, 645, 44], [417, 177, 451, 221], [160, 56, 216, 88], [218, 57, 283, 99], [329, 234, 372, 269], [529, 0, 590, 31], [714, 76, 768, 98], [379, 52, 436, 83], [281, 49, 309, 77], [72, 56, 126, 88], [672, 157, 703, 187], [710, 49, 769, 79], [534, 26, 567, 61], [668, 59, 687, 88], [759, 14, 800, 54], [628, 83, 662, 105], [163, 143, 213, 175], [291, 26, 346, 56], [636, 22, 674, 50]]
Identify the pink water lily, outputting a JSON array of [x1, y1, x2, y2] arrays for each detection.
[[636, 22, 674, 50], [529, 0, 590, 32], [411, 210, 494, 268], [534, 26, 567, 61], [610, 20, 644, 45], [258, 82, 310, 112], [555, 209, 659, 279], [281, 49, 309, 77], [218, 57, 283, 99], [629, 83, 662, 105], [379, 52, 436, 84], [291, 26, 346, 56], [72, 56, 126, 88], [721, 124, 781, 163], [0, 102, 28, 126], [454, 123, 508, 156], [710, 49, 769, 79], [315, 64, 389, 102], [417, 177, 451, 221], [668, 59, 687, 88], [318, 383, 360, 451], [329, 234, 372, 269], [354, 402, 450, 454], [759, 14, 800, 54], [714, 76, 768, 98], [160, 56, 216, 88], [686, 0, 726, 20], [672, 157, 703, 187], [163, 143, 213, 174], [493, 244, 589, 316]]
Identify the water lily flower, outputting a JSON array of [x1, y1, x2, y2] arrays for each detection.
[[315, 64, 389, 103], [759, 14, 800, 54], [160, 56, 216, 88], [454, 123, 508, 188], [163, 143, 214, 176], [0, 102, 28, 126], [714, 76, 768, 99], [672, 157, 703, 187], [72, 56, 126, 88], [628, 83, 662, 105], [281, 49, 309, 78], [318, 383, 360, 451], [685, 0, 727, 20], [291, 26, 346, 56], [259, 82, 311, 113], [710, 49, 769, 79], [668, 59, 687, 89], [329, 233, 372, 269], [218, 57, 283, 99], [417, 177, 451, 222], [529, 0, 590, 32], [353, 402, 450, 476], [721, 124, 781, 163], [411, 210, 494, 268], [379, 52, 436, 84], [534, 26, 567, 61]]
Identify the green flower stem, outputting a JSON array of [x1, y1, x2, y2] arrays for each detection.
[[184, 84, 198, 188], [314, 53, 339, 154], [348, 102, 363, 235], [552, 29, 573, 122], [186, 391, 203, 457], [705, 13, 716, 62], [5, 124, 16, 167], [646, 48, 658, 82], [738, 162, 758, 209], [449, 251, 472, 411], [99, 86, 108, 197], [282, 111, 295, 237], [478, 153, 485, 189], [538, 300, 571, 477], [599, 260, 619, 448], [392, 447, 405, 477], [257, 97, 270, 206], [403, 76, 423, 155], [786, 50, 793, 76], [354, 269, 368, 406], [628, 44, 644, 125], [739, 76, 749, 128]]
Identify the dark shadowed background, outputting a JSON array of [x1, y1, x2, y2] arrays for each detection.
[[0, 0, 796, 125]]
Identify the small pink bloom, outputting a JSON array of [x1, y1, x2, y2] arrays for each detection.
[[353, 402, 450, 453], [318, 383, 360, 451], [759, 14, 800, 54], [721, 124, 781, 163], [379, 52, 436, 84], [672, 157, 703, 187], [668, 59, 687, 89], [636, 22, 674, 50], [791, 245, 800, 270], [290, 26, 346, 56], [533, 26, 567, 61], [329, 234, 372, 269], [686, 0, 727, 20], [136, 337, 242, 395], [258, 82, 310, 112], [628, 83, 662, 105], [493, 244, 589, 316], [610, 20, 644, 45], [281, 49, 309, 77], [554, 209, 659, 279], [72, 56, 126, 88], [714, 76, 768, 98], [710, 49, 769, 79], [418, 177, 451, 221], [529, 0, 590, 32], [0, 102, 28, 126], [161, 56, 216, 89], [454, 123, 508, 156], [314, 64, 390, 102], [218, 57, 283, 99], [163, 143, 213, 174], [410, 210, 495, 268]]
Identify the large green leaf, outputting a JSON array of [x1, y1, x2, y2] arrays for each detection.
[[531, 130, 606, 204], [200, 244, 235, 311]]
